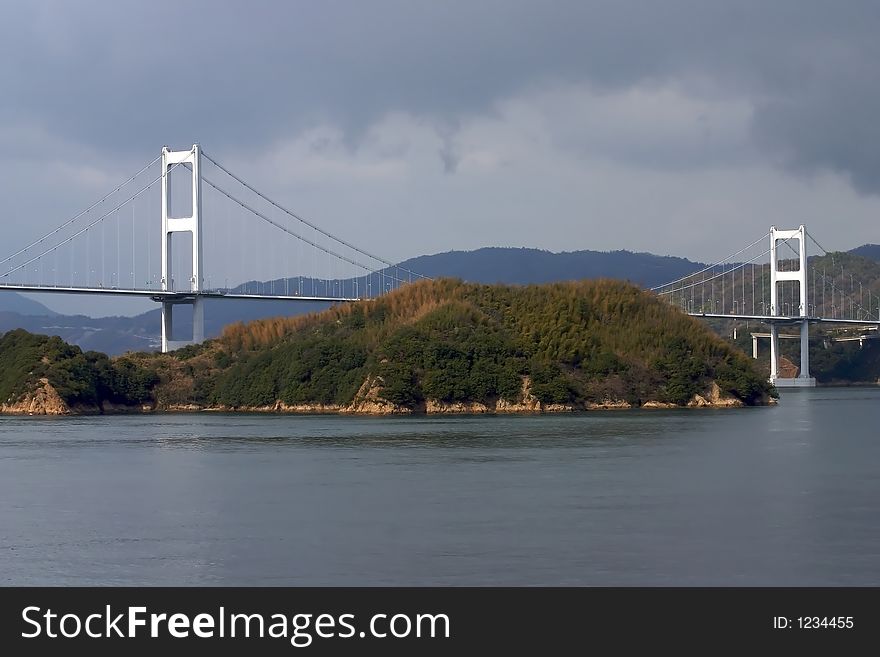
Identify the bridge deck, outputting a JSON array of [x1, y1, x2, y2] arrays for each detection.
[[687, 312, 880, 326], [0, 284, 358, 303]]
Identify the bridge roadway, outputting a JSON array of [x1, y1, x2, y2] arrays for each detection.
[[0, 283, 359, 303], [687, 312, 880, 327], [3, 285, 878, 321]]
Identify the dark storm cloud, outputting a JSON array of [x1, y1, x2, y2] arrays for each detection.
[[1, 1, 879, 190], [751, 34, 880, 194]]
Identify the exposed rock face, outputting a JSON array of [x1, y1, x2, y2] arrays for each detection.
[[276, 402, 345, 413], [0, 378, 149, 415], [164, 403, 207, 412], [642, 400, 679, 409], [0, 375, 760, 416], [686, 395, 714, 408], [542, 403, 576, 412], [193, 401, 346, 413], [0, 378, 71, 415], [345, 375, 414, 415], [777, 356, 800, 379], [347, 374, 570, 415], [687, 382, 745, 408], [425, 400, 492, 413], [585, 399, 632, 410], [494, 376, 542, 413]]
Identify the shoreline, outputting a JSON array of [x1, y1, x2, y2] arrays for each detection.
[[1, 397, 775, 417], [2, 375, 774, 416]]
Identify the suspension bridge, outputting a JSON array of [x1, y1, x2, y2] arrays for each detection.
[[1, 144, 878, 386], [651, 225, 880, 387], [0, 145, 428, 352]]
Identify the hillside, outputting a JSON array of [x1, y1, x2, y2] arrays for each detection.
[[0, 292, 57, 316], [1, 279, 775, 415], [850, 244, 880, 261], [1, 242, 876, 362], [0, 249, 708, 356], [0, 299, 333, 355], [119, 278, 775, 414], [0, 329, 156, 414]]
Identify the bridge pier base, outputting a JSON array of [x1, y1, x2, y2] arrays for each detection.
[[770, 319, 816, 388], [160, 297, 205, 353], [798, 319, 813, 384], [773, 377, 817, 388]]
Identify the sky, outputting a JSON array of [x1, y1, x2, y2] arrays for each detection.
[[1, 0, 879, 315]]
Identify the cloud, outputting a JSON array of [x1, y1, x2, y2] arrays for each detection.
[[203, 81, 880, 267], [3, 0, 879, 192], [3, 0, 880, 319], [454, 81, 756, 172]]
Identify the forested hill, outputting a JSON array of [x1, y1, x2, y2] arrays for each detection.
[[2, 279, 774, 414], [2, 243, 877, 357], [128, 278, 774, 413], [0, 329, 156, 414], [0, 249, 700, 356]]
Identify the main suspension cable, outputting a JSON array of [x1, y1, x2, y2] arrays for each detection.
[[0, 155, 161, 267], [201, 150, 430, 281]]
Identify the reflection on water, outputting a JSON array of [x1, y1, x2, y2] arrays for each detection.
[[1, 387, 878, 585]]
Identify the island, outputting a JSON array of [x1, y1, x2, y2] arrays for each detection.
[[0, 279, 775, 415]]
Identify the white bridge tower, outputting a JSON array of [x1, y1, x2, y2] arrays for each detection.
[[768, 225, 816, 387], [159, 144, 205, 353]]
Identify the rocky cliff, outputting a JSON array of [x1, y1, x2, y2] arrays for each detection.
[[0, 378, 74, 415]]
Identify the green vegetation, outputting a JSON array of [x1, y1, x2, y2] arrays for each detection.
[[136, 278, 773, 409], [2, 279, 776, 412], [0, 329, 157, 409], [810, 340, 880, 383]]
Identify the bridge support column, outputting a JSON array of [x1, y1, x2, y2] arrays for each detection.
[[160, 297, 205, 353], [797, 319, 815, 384], [161, 302, 173, 353], [770, 323, 779, 381], [193, 297, 205, 344], [159, 144, 205, 353]]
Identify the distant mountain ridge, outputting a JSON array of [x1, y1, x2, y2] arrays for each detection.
[[395, 247, 706, 288], [850, 244, 880, 261], [0, 292, 57, 317]]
